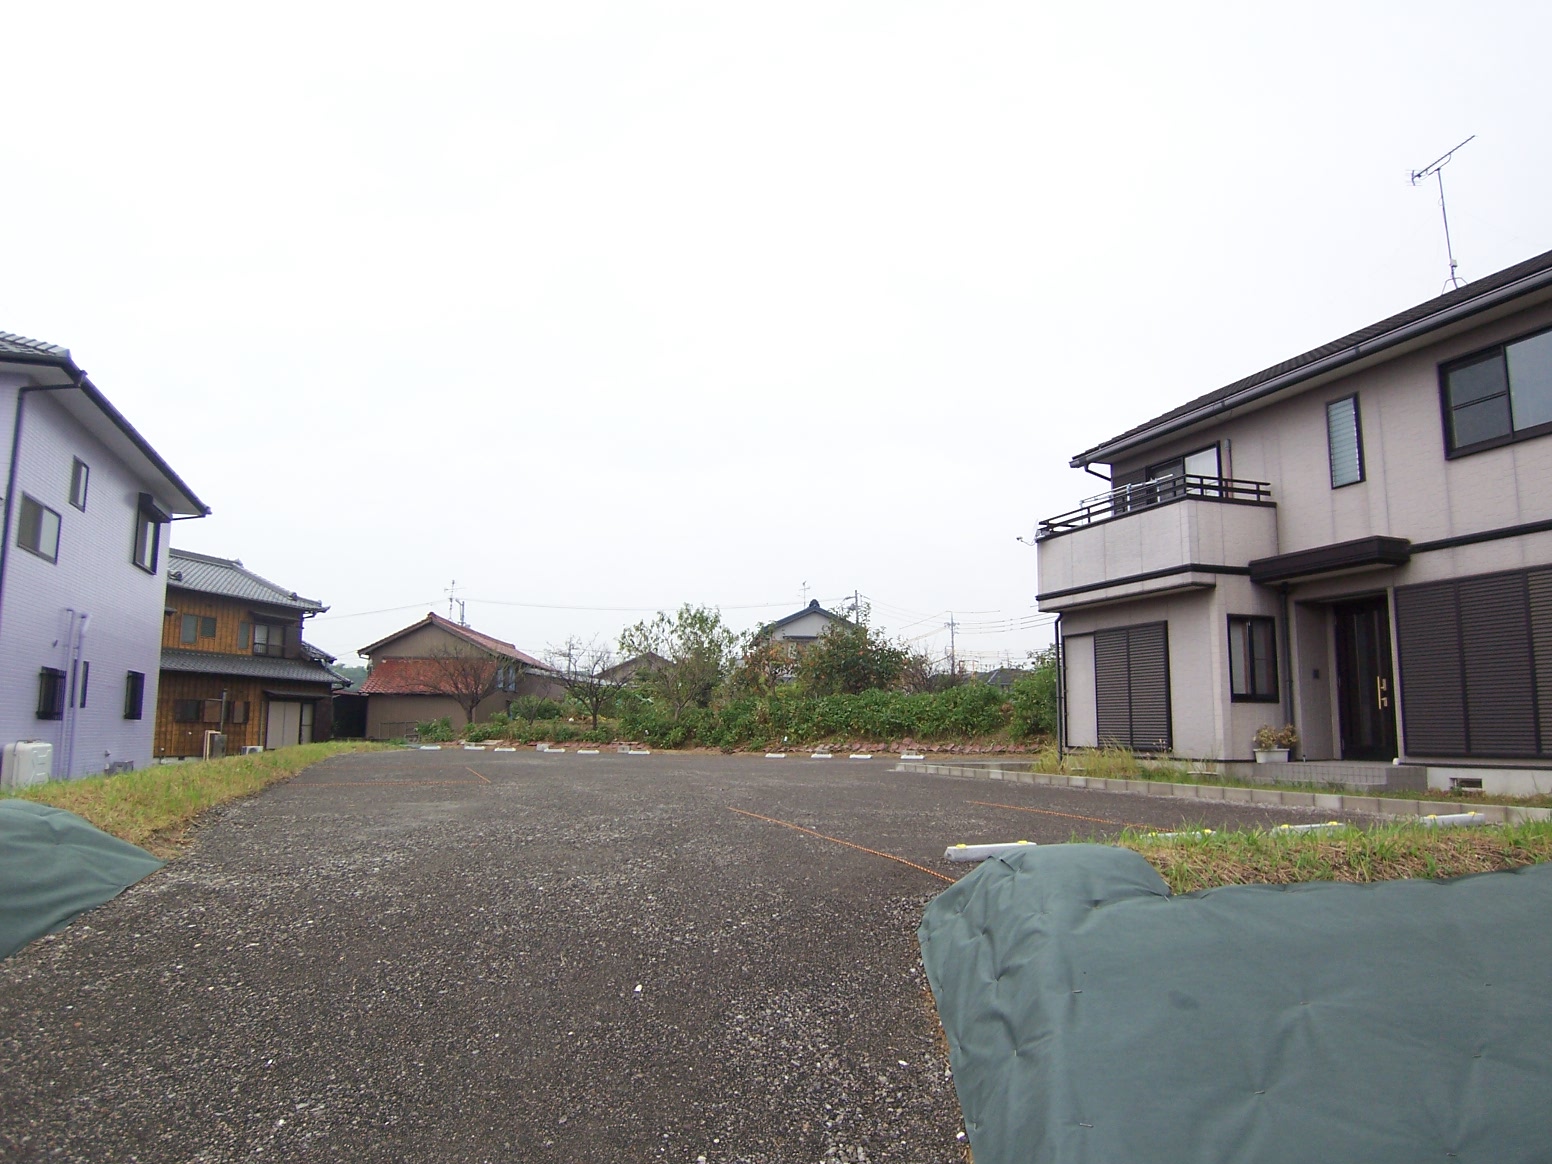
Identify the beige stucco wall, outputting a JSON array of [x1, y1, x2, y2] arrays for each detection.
[[771, 612, 840, 641]]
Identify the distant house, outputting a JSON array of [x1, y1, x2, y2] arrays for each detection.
[[358, 612, 557, 738], [157, 550, 346, 758], [757, 600, 854, 645], [600, 652, 669, 684], [1, 332, 207, 779], [976, 667, 1028, 693]]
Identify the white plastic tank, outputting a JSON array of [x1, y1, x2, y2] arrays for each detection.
[[1, 741, 54, 788]]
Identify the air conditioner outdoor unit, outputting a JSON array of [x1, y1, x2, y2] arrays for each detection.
[[203, 731, 227, 761], [240, 745, 264, 755], [2, 741, 53, 788], [106, 760, 136, 775]]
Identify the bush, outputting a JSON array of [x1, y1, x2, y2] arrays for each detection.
[[1009, 648, 1058, 737], [416, 717, 455, 742]]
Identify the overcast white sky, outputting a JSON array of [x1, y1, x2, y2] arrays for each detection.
[[4, 2, 1549, 667]]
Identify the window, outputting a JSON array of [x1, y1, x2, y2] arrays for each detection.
[[181, 614, 199, 644], [37, 668, 67, 720], [200, 616, 216, 639], [1228, 616, 1278, 701], [1093, 622, 1172, 751], [1326, 395, 1364, 487], [202, 699, 224, 724], [253, 623, 277, 656], [17, 495, 61, 563], [133, 494, 166, 573], [172, 699, 202, 723], [124, 671, 146, 719], [1442, 325, 1552, 454], [70, 458, 90, 510], [239, 622, 251, 650], [77, 661, 90, 708], [230, 700, 249, 725]]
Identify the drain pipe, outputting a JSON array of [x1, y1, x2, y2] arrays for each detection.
[[64, 611, 90, 778], [1279, 585, 1295, 756], [1054, 613, 1066, 759]]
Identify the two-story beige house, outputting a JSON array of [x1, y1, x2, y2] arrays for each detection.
[[1037, 247, 1552, 796]]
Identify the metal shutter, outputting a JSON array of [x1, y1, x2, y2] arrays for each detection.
[[1126, 623, 1172, 751], [1529, 570, 1552, 754], [1093, 629, 1132, 747], [1458, 573, 1538, 756], [1395, 582, 1468, 756]]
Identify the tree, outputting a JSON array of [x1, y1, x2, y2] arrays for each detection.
[[795, 618, 908, 696], [547, 636, 617, 729], [413, 645, 515, 728], [618, 604, 737, 720], [726, 633, 799, 698], [1009, 646, 1059, 737]]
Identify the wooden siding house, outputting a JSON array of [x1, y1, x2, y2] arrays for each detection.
[[156, 550, 345, 758]]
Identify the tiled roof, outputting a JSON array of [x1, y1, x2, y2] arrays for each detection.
[[0, 331, 71, 358], [760, 599, 853, 635], [161, 648, 342, 686], [359, 657, 484, 695], [358, 612, 545, 668], [168, 549, 327, 613], [1073, 245, 1552, 466]]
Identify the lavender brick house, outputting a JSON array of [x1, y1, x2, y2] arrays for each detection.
[[1, 332, 207, 778]]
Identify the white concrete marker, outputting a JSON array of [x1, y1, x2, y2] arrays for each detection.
[[900, 753, 926, 761], [811, 752, 833, 759], [1148, 829, 1216, 840], [628, 749, 651, 755], [945, 840, 1036, 862], [577, 749, 600, 755], [1272, 821, 1345, 834], [462, 746, 487, 751], [546, 748, 567, 754], [1419, 812, 1488, 827], [850, 753, 873, 760], [493, 747, 517, 752], [417, 745, 442, 751], [765, 753, 787, 759]]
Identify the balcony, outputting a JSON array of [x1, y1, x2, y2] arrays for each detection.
[[1036, 476, 1278, 612]]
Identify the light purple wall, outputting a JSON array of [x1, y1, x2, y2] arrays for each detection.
[[0, 380, 180, 777]]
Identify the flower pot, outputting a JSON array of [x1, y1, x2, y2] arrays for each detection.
[[1254, 748, 1290, 763]]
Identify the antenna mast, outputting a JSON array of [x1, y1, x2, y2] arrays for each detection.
[[445, 579, 466, 625], [1410, 135, 1475, 293]]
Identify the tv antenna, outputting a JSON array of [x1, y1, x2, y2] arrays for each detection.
[[445, 579, 467, 625], [1410, 135, 1475, 293]]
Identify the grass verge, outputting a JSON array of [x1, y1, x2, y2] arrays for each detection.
[[2, 741, 389, 856], [1120, 820, 1552, 894]]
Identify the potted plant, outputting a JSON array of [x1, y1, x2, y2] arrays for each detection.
[[1253, 723, 1297, 763]]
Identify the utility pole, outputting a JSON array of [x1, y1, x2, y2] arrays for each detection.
[[852, 589, 862, 623], [947, 612, 958, 676]]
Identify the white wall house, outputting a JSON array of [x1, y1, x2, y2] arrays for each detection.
[[1036, 248, 1552, 796], [1, 332, 206, 779], [760, 600, 854, 644]]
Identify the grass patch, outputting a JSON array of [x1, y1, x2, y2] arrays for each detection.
[[1119, 820, 1552, 894], [2, 741, 388, 856], [1028, 744, 1552, 810]]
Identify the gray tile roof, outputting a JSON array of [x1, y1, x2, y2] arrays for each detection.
[[0, 331, 71, 358], [168, 550, 326, 613], [1072, 246, 1552, 467], [161, 648, 343, 686]]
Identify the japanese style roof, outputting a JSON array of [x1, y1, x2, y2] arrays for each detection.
[[357, 612, 545, 668], [0, 331, 207, 516], [357, 655, 545, 696], [1072, 245, 1552, 468], [167, 549, 327, 613], [161, 647, 344, 687]]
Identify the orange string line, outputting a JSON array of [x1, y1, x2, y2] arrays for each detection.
[[728, 806, 955, 884], [968, 799, 1152, 830]]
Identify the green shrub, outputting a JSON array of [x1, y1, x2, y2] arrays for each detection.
[[416, 717, 455, 742]]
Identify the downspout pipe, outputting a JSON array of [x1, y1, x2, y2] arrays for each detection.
[[1279, 585, 1295, 755], [1054, 613, 1066, 759]]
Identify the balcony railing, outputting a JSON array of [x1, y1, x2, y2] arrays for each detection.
[[1038, 475, 1273, 538]]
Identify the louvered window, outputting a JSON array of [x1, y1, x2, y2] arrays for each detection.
[[1396, 566, 1552, 757], [1326, 395, 1364, 487], [1093, 622, 1172, 752]]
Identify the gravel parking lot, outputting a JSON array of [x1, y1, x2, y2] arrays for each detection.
[[1, 749, 1355, 1163]]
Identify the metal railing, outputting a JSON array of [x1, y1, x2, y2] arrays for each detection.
[[1038, 475, 1272, 537]]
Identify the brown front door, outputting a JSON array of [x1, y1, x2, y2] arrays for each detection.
[[1332, 597, 1398, 761]]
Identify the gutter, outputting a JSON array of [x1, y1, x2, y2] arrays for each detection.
[[1072, 263, 1552, 468]]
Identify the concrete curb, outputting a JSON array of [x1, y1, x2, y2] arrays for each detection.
[[894, 762, 1552, 825]]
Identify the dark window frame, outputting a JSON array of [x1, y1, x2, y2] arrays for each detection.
[[1326, 393, 1366, 488], [1228, 614, 1280, 703], [37, 667, 67, 720], [180, 613, 199, 644], [69, 458, 90, 511], [132, 494, 166, 574], [77, 660, 90, 708], [172, 699, 201, 723], [17, 494, 61, 563], [1440, 322, 1552, 458], [124, 671, 146, 720]]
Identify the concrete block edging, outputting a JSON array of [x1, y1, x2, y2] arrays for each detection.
[[894, 762, 1552, 825]]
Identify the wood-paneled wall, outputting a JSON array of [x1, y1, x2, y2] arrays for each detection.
[[161, 592, 301, 655], [154, 673, 266, 757]]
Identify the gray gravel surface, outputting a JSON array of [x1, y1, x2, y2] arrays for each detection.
[[0, 750, 1361, 1163]]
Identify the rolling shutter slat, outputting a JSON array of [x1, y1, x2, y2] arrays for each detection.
[[1529, 570, 1552, 754], [1093, 629, 1132, 748], [1395, 582, 1467, 756], [1458, 574, 1538, 756], [1126, 623, 1172, 752]]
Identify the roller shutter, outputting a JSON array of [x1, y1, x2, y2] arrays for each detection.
[[1394, 582, 1466, 755], [1092, 623, 1172, 752]]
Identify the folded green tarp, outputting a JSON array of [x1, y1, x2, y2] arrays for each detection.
[[919, 844, 1552, 1164], [1, 800, 163, 960]]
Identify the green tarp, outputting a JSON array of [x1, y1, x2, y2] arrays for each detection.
[[919, 844, 1552, 1164], [1, 800, 163, 960]]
